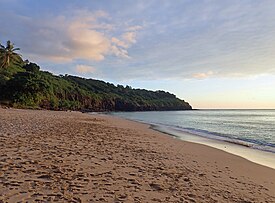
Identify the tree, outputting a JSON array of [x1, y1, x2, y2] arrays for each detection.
[[23, 62, 40, 73], [0, 40, 21, 69]]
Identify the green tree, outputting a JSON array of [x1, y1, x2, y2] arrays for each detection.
[[0, 40, 21, 69], [23, 62, 40, 73]]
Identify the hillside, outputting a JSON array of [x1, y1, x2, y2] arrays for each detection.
[[0, 43, 192, 111]]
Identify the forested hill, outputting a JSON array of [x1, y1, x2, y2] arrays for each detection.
[[0, 42, 192, 111]]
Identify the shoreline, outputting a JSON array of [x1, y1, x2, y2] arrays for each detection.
[[149, 124, 275, 170], [109, 112, 275, 170], [1, 108, 275, 202]]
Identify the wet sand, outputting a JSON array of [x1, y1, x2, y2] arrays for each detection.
[[0, 108, 274, 202]]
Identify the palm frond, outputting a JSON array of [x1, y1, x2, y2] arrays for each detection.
[[12, 48, 20, 51], [11, 52, 22, 57], [0, 40, 21, 69]]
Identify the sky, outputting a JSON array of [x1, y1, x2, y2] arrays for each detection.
[[1, 0, 275, 109]]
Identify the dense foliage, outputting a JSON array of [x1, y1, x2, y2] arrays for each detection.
[[0, 42, 192, 111]]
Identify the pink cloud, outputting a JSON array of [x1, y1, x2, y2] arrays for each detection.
[[11, 10, 141, 63], [192, 71, 214, 79], [75, 64, 96, 74]]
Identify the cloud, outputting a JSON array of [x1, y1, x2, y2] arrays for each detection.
[[111, 31, 138, 50], [1, 1, 275, 80], [126, 25, 143, 31], [122, 32, 137, 44], [192, 71, 214, 79], [110, 29, 140, 57], [101, 1, 275, 80], [111, 37, 129, 48], [0, 9, 141, 63], [75, 64, 96, 73], [110, 45, 130, 58]]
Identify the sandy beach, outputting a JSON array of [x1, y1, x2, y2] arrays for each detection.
[[0, 108, 274, 202]]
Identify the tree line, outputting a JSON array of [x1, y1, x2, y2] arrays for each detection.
[[0, 41, 192, 111]]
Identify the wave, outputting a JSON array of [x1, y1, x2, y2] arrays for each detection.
[[111, 111, 275, 154], [149, 123, 275, 154]]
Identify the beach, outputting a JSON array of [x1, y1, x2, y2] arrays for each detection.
[[0, 108, 274, 202]]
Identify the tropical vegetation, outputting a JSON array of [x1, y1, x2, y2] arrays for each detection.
[[0, 41, 22, 69], [0, 40, 192, 111]]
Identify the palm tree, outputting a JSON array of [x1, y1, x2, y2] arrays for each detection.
[[0, 40, 21, 69]]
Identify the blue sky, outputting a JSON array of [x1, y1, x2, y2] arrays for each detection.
[[1, 0, 275, 108]]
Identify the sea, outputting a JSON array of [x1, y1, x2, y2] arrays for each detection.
[[111, 110, 275, 169]]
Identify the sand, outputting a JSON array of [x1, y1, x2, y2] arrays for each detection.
[[0, 108, 274, 202]]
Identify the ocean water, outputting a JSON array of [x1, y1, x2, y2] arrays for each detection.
[[112, 110, 275, 154]]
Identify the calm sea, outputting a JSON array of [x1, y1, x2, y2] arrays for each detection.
[[112, 110, 275, 154]]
